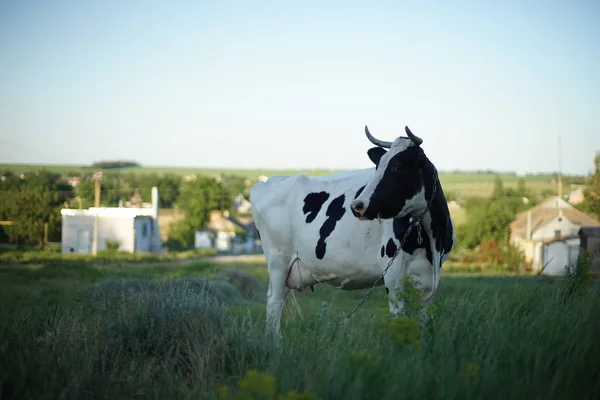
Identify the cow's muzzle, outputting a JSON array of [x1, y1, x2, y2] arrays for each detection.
[[351, 200, 368, 220]]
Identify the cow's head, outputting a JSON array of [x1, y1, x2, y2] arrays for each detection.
[[351, 125, 437, 221]]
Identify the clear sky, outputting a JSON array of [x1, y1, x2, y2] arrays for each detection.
[[1, 0, 599, 175]]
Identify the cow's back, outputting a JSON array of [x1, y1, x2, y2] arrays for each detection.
[[250, 174, 307, 256]]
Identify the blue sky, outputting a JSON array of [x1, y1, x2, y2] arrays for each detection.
[[0, 0, 599, 175]]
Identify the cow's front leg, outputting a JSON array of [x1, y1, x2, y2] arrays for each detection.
[[265, 253, 289, 344], [382, 257, 407, 318], [405, 257, 437, 329]]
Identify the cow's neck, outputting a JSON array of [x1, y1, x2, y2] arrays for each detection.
[[420, 158, 450, 240]]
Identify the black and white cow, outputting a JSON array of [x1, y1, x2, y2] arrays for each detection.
[[249, 125, 455, 338]]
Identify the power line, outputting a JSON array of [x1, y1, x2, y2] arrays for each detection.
[[0, 139, 73, 164]]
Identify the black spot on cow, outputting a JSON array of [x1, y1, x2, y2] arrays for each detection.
[[392, 215, 433, 266], [385, 238, 397, 258], [354, 185, 366, 199], [303, 191, 330, 223], [380, 245, 385, 258], [315, 194, 346, 259]]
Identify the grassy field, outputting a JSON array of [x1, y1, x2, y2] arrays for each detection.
[[1, 257, 598, 399], [0, 162, 562, 198]]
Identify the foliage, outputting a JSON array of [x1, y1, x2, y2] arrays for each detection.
[[0, 261, 599, 399], [164, 219, 197, 250], [457, 176, 533, 251], [177, 177, 222, 230], [0, 170, 72, 247], [578, 151, 600, 219], [561, 251, 593, 303], [104, 239, 120, 252], [218, 369, 319, 400], [91, 160, 140, 169]]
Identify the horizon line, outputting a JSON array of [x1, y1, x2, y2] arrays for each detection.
[[0, 162, 587, 177]]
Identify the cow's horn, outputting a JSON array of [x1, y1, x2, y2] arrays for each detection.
[[365, 125, 393, 148], [405, 126, 423, 145]]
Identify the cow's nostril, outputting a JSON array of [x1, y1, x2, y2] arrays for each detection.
[[352, 201, 364, 211]]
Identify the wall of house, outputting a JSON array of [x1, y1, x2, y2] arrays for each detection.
[[61, 215, 136, 253], [133, 217, 153, 252], [531, 216, 581, 241], [542, 238, 580, 276], [582, 236, 600, 274], [531, 242, 544, 271]]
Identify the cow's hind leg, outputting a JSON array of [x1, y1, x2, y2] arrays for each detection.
[[265, 252, 290, 343]]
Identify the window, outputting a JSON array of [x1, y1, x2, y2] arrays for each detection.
[[141, 223, 148, 238], [554, 230, 561, 240]]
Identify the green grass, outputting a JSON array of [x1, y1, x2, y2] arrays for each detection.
[[1, 258, 598, 399]]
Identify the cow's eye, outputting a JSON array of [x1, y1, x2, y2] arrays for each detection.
[[392, 164, 402, 173]]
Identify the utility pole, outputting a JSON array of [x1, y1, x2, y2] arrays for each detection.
[[92, 172, 102, 256], [557, 134, 563, 199]]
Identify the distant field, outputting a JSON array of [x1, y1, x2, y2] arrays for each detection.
[[0, 163, 560, 198]]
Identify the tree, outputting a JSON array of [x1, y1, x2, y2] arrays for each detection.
[[0, 170, 72, 246], [580, 151, 600, 219], [137, 173, 181, 208], [177, 177, 222, 230], [457, 194, 529, 250], [5, 187, 60, 249]]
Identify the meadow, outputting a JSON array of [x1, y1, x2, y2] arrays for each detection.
[[1, 256, 599, 399]]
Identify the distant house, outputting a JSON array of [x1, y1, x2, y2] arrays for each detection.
[[509, 196, 600, 275], [196, 210, 259, 253], [60, 187, 164, 254], [233, 194, 252, 214], [568, 185, 585, 205]]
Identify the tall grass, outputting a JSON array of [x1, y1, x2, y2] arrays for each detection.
[[1, 257, 599, 399]]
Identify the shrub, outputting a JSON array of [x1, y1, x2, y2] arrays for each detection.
[[562, 251, 593, 303], [105, 239, 120, 252]]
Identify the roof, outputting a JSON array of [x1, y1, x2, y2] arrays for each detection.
[[537, 235, 580, 245], [511, 196, 600, 239], [61, 206, 157, 219]]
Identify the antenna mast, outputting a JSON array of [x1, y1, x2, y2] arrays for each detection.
[[557, 134, 563, 198]]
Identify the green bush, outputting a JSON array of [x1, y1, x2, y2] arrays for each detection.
[[105, 239, 120, 252]]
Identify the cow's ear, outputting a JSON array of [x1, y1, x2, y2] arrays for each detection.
[[368, 147, 387, 167]]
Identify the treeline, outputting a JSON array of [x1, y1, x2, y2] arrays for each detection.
[[0, 169, 253, 250], [90, 160, 141, 169]]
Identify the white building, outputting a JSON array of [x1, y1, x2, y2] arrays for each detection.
[[60, 187, 164, 254], [509, 196, 600, 275]]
